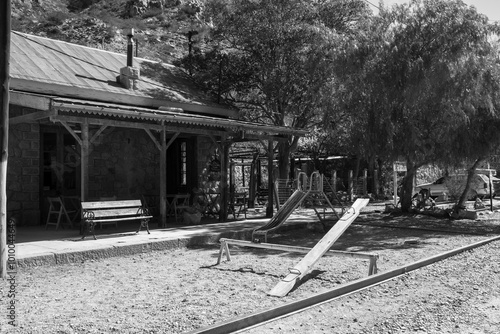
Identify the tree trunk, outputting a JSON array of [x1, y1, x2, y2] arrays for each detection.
[[455, 158, 483, 213], [400, 160, 417, 212], [277, 141, 290, 179]]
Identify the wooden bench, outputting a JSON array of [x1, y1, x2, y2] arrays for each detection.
[[81, 199, 153, 240]]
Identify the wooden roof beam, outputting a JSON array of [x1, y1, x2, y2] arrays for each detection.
[[9, 91, 51, 111], [9, 109, 56, 124]]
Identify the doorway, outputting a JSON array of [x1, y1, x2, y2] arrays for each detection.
[[166, 137, 197, 195], [40, 126, 81, 223]]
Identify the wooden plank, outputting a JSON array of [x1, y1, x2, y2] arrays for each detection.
[[268, 198, 369, 297], [9, 91, 51, 111], [9, 109, 56, 124], [90, 215, 152, 223], [87, 208, 142, 218], [81, 200, 142, 209]]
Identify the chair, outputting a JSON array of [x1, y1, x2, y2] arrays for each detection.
[[229, 192, 248, 219], [45, 197, 76, 230], [173, 194, 191, 223], [61, 196, 81, 224]]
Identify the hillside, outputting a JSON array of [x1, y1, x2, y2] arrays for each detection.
[[10, 0, 204, 64]]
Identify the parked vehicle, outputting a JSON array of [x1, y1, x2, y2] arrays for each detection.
[[414, 174, 495, 201]]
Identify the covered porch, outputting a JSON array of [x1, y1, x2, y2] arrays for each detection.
[[9, 93, 305, 232]]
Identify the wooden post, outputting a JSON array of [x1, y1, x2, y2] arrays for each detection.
[[219, 139, 229, 222], [373, 169, 379, 197], [0, 0, 11, 280], [80, 120, 89, 201], [266, 139, 274, 217], [160, 128, 167, 227], [248, 152, 258, 209], [241, 163, 245, 188]]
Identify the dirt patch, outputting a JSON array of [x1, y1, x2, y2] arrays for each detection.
[[1, 210, 499, 333]]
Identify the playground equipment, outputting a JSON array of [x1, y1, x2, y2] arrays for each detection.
[[217, 238, 378, 276], [304, 172, 345, 222], [268, 198, 369, 297], [252, 171, 343, 243], [217, 171, 371, 297], [216, 197, 370, 297]]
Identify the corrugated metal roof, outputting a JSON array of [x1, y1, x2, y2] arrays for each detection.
[[50, 97, 305, 137], [9, 32, 307, 138], [10, 31, 233, 114]]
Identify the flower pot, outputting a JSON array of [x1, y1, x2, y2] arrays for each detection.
[[183, 211, 202, 225]]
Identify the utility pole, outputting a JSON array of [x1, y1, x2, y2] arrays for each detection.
[[0, 0, 11, 279]]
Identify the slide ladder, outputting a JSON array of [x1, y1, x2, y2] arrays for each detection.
[[306, 172, 342, 222]]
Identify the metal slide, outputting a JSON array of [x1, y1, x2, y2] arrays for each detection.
[[252, 189, 309, 243], [252, 173, 310, 243]]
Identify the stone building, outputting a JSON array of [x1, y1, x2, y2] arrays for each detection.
[[8, 31, 304, 227]]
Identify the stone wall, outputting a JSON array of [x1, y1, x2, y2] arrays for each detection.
[[8, 105, 40, 225], [88, 128, 159, 200]]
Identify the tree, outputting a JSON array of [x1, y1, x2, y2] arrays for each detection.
[[332, 0, 500, 211], [441, 41, 500, 212], [177, 0, 370, 178]]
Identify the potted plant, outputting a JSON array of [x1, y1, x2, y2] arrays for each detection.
[[183, 204, 202, 225]]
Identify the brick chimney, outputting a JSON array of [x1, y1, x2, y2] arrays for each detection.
[[118, 28, 140, 90]]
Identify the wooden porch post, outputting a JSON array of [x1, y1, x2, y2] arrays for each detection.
[[248, 152, 258, 209], [80, 120, 89, 201], [266, 139, 274, 218], [219, 139, 229, 222], [0, 0, 11, 279], [160, 128, 167, 228]]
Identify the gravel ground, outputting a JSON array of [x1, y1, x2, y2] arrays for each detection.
[[1, 209, 499, 333]]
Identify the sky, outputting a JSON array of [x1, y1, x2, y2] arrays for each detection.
[[372, 0, 500, 22]]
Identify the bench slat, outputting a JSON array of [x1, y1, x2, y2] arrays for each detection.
[[81, 200, 142, 210], [90, 215, 153, 223], [85, 208, 143, 218]]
